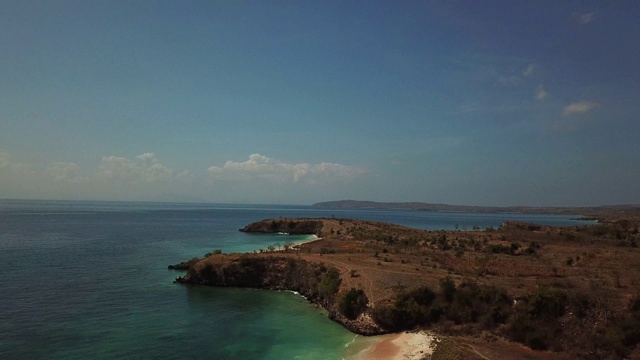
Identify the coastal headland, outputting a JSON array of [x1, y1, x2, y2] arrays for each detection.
[[172, 215, 640, 359]]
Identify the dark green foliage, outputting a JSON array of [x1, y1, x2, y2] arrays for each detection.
[[318, 267, 341, 303], [204, 249, 223, 257], [405, 286, 436, 306], [505, 286, 569, 350], [593, 303, 640, 358], [525, 286, 567, 319], [595, 294, 640, 356], [506, 313, 558, 350], [338, 288, 369, 319], [440, 276, 456, 303], [523, 241, 540, 255], [444, 280, 511, 328], [489, 244, 518, 255], [372, 280, 512, 333], [372, 285, 439, 331]]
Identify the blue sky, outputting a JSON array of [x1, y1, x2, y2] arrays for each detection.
[[1, 1, 639, 206]]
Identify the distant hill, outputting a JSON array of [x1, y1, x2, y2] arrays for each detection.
[[311, 200, 640, 216]]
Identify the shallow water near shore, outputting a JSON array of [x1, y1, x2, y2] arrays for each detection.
[[0, 200, 594, 359]]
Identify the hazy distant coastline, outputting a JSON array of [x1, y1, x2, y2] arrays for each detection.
[[312, 200, 640, 216]]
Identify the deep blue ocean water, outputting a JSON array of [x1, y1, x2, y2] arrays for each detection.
[[0, 200, 595, 359]]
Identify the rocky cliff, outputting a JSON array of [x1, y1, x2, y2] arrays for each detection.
[[239, 218, 324, 235], [173, 254, 385, 336]]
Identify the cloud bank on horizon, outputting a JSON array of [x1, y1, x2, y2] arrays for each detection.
[[0, 150, 365, 203], [1, 1, 639, 206]]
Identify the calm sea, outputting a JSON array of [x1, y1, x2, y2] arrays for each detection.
[[0, 200, 594, 359]]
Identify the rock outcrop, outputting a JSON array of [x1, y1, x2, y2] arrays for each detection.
[[174, 254, 386, 336], [239, 219, 324, 235]]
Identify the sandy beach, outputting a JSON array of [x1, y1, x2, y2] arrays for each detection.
[[346, 331, 436, 360], [291, 235, 322, 249]]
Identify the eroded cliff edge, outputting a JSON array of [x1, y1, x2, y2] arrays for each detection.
[[174, 253, 384, 335]]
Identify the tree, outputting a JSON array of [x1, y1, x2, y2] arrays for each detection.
[[338, 288, 369, 319], [440, 276, 456, 303], [318, 267, 341, 303]]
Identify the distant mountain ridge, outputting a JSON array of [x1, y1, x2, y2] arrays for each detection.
[[311, 200, 640, 216]]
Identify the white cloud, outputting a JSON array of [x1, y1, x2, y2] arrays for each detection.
[[523, 64, 537, 77], [98, 154, 173, 183], [208, 154, 366, 184], [562, 101, 600, 116], [535, 85, 549, 100], [47, 162, 88, 184], [136, 152, 156, 161], [572, 12, 595, 24]]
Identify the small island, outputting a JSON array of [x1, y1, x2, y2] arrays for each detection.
[[172, 215, 640, 359]]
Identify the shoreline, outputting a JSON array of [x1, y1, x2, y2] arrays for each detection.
[[270, 235, 322, 252], [291, 234, 322, 249], [344, 331, 436, 360]]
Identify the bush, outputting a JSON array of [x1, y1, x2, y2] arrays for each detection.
[[445, 280, 511, 327], [372, 279, 512, 333], [372, 285, 439, 331], [318, 267, 341, 303], [506, 314, 558, 350], [404, 286, 436, 306], [338, 288, 369, 319], [440, 276, 456, 303], [525, 286, 567, 319], [504, 286, 570, 351]]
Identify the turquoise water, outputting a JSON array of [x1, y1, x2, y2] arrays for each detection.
[[0, 200, 594, 359]]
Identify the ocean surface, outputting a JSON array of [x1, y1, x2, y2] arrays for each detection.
[[0, 200, 596, 359]]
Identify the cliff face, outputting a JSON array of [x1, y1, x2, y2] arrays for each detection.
[[174, 254, 385, 336], [177, 256, 330, 300], [239, 219, 324, 235]]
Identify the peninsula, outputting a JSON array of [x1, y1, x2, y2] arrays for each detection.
[[172, 215, 640, 359]]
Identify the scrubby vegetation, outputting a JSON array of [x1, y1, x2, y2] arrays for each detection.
[[175, 214, 640, 358], [371, 278, 511, 333], [370, 277, 640, 358]]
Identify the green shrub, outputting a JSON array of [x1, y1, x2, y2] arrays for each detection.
[[525, 286, 567, 319], [338, 288, 369, 319], [440, 276, 456, 303], [445, 280, 511, 327], [506, 314, 557, 350], [372, 286, 438, 331], [404, 286, 436, 306], [318, 267, 341, 302]]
